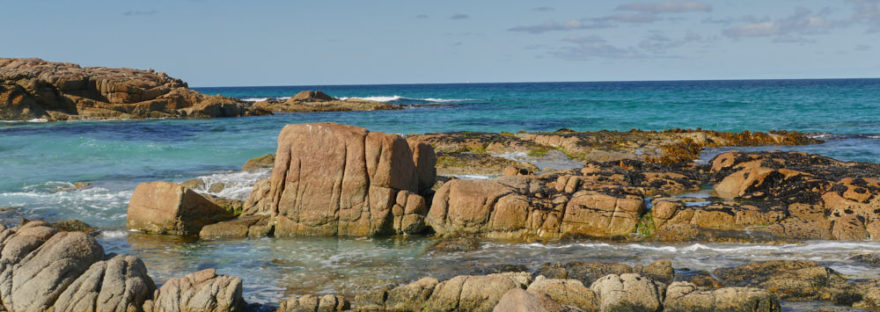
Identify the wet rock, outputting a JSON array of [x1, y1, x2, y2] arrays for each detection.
[[52, 255, 155, 312], [851, 253, 880, 267], [198, 216, 272, 240], [73, 181, 91, 189], [664, 282, 780, 312], [277, 294, 349, 312], [527, 276, 598, 311], [713, 260, 856, 302], [208, 182, 227, 193], [127, 181, 235, 236], [424, 236, 481, 253], [180, 178, 205, 190], [51, 219, 97, 234], [251, 123, 434, 237], [640, 259, 674, 284], [144, 268, 245, 312], [590, 273, 664, 312], [536, 261, 634, 286], [242, 154, 275, 171], [243, 178, 272, 216], [673, 269, 722, 289], [434, 151, 536, 176], [0, 226, 105, 311], [503, 165, 534, 177], [651, 198, 788, 241], [493, 288, 571, 312], [0, 58, 267, 121]]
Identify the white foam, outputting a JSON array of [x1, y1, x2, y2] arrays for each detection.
[[186, 169, 271, 200], [445, 174, 494, 180], [241, 97, 269, 102], [338, 95, 472, 103], [100, 230, 128, 239]]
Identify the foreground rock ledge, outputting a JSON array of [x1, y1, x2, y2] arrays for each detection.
[[0, 220, 245, 312]]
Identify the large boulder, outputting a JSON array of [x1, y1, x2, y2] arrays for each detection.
[[712, 260, 857, 302], [0, 222, 105, 311], [527, 276, 598, 311], [143, 268, 245, 312], [277, 294, 349, 312], [590, 273, 664, 312], [251, 122, 435, 237], [425, 272, 531, 312], [52, 255, 155, 312], [663, 282, 780, 312], [426, 175, 645, 239], [127, 181, 235, 236], [493, 288, 571, 312]]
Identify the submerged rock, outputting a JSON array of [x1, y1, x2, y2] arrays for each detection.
[[241, 154, 275, 171], [127, 181, 236, 236], [713, 260, 858, 303], [51, 219, 97, 234]]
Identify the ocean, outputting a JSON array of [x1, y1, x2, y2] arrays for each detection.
[[2, 79, 880, 307]]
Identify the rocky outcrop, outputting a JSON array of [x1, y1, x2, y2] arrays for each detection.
[[244, 123, 435, 237], [426, 173, 647, 239], [241, 154, 275, 171], [713, 260, 858, 303], [277, 294, 349, 312], [252, 91, 401, 113], [0, 58, 268, 121], [664, 282, 779, 312], [527, 276, 598, 311], [127, 181, 236, 236], [0, 221, 155, 312], [493, 289, 573, 312], [143, 269, 245, 312]]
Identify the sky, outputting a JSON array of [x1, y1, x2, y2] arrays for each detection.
[[2, 0, 879, 86]]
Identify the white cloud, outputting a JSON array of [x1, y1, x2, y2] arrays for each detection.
[[616, 1, 711, 13]]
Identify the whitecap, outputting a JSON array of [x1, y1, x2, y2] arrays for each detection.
[[185, 168, 271, 200]]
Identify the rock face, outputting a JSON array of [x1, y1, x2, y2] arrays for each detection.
[[247, 123, 435, 237], [0, 220, 155, 312], [127, 181, 236, 236], [426, 173, 647, 239], [0, 58, 267, 121], [713, 260, 857, 302], [143, 269, 245, 312]]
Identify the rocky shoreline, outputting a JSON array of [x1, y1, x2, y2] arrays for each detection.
[[3, 121, 880, 311], [0, 58, 399, 121]]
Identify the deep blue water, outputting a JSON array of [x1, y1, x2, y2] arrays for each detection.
[[1, 79, 880, 305]]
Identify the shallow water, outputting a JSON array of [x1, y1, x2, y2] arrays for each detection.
[[2, 80, 880, 307]]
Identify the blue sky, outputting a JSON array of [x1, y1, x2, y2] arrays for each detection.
[[2, 0, 879, 86]]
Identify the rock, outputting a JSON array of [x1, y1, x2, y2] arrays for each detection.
[[407, 139, 438, 195], [0, 227, 105, 311], [673, 269, 722, 289], [144, 268, 245, 312], [242, 178, 272, 216], [493, 288, 570, 312], [180, 178, 205, 190], [641, 259, 674, 284], [713, 260, 856, 301], [198, 216, 272, 240], [73, 181, 91, 189], [434, 152, 537, 177], [425, 272, 531, 312], [426, 175, 646, 239], [664, 282, 780, 312], [536, 261, 634, 286], [590, 273, 663, 312], [242, 154, 275, 171], [208, 182, 226, 193], [52, 255, 155, 312], [278, 294, 349, 312], [253, 123, 433, 237], [424, 236, 481, 253], [51, 219, 97, 234], [0, 58, 267, 121], [126, 181, 235, 236], [252, 92, 400, 113], [290, 90, 334, 101], [385, 277, 438, 311], [527, 276, 598, 311], [503, 166, 533, 176]]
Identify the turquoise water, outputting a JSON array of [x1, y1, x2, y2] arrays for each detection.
[[2, 79, 880, 306]]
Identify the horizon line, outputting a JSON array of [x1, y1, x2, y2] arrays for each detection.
[[191, 76, 880, 89]]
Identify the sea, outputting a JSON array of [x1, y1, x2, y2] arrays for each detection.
[[1, 79, 880, 309]]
